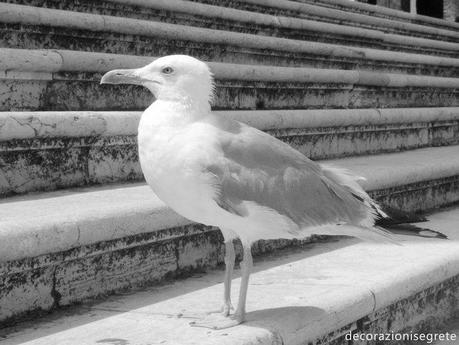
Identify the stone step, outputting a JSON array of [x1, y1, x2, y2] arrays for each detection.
[[0, 1, 457, 58], [292, 0, 459, 32], [0, 145, 458, 324], [1, 49, 459, 112], [1, 107, 459, 197], [1, 5, 459, 72], [189, 0, 459, 42], [1, 204, 458, 343]]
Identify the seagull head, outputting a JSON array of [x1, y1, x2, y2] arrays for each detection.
[[100, 55, 214, 105]]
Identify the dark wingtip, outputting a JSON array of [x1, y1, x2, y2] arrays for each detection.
[[372, 205, 448, 239], [382, 223, 448, 240], [416, 228, 448, 240], [375, 205, 428, 226]]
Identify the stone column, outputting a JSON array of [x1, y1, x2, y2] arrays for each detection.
[[444, 0, 459, 21], [410, 0, 416, 14]]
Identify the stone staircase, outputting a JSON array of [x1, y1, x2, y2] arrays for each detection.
[[0, 0, 458, 343]]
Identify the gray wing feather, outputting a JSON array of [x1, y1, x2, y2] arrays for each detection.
[[206, 118, 374, 230]]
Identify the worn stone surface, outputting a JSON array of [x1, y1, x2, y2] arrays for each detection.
[[0, 223, 213, 324], [317, 275, 459, 345], [1, 24, 457, 76], [0, 79, 46, 111], [0, 136, 141, 196], [1, 119, 458, 196], [0, 222, 319, 325], [1, 225, 458, 344], [1, 74, 458, 112], [1, 144, 458, 263], [372, 176, 459, 213], [190, 0, 459, 41], [0, 263, 56, 323], [0, 1, 457, 59], [4, 0, 458, 38], [54, 238, 179, 306], [1, 145, 459, 324]]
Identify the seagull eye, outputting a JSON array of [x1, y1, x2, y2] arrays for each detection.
[[161, 67, 174, 74]]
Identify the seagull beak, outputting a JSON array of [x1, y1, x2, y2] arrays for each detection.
[[100, 68, 143, 85]]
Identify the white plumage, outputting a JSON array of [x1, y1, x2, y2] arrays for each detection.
[[101, 55, 396, 329]]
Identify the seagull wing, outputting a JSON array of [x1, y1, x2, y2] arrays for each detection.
[[205, 117, 377, 236]]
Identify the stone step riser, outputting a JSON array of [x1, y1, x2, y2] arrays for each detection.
[[2, 26, 458, 77], [1, 143, 458, 325], [2, 75, 459, 111], [0, 135, 140, 197], [1, 173, 458, 325], [190, 0, 459, 41], [1, 118, 459, 197], [1, 4, 459, 75], [3, 0, 458, 44], [0, 0, 457, 57]]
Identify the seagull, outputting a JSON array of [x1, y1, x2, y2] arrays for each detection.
[[100, 55, 400, 329]]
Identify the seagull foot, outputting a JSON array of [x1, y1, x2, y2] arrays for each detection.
[[189, 313, 244, 330], [177, 303, 233, 319]]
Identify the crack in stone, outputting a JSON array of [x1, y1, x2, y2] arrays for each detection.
[[11, 117, 39, 137], [369, 288, 377, 312], [50, 266, 62, 309], [76, 225, 81, 246]]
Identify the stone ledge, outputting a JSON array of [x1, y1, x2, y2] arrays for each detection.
[[1, 108, 458, 197], [193, 0, 459, 41], [2, 107, 459, 140], [1, 3, 459, 61], [129, 0, 459, 32], [1, 221, 458, 344], [1, 145, 458, 264], [0, 147, 458, 324], [2, 53, 458, 110], [1, 49, 459, 87], [6, 0, 456, 55], [107, 0, 459, 49]]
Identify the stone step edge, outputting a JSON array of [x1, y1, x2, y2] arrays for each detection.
[[115, 0, 459, 35], [2, 107, 459, 141], [3, 237, 457, 344], [36, 0, 459, 48], [2, 49, 459, 89], [1, 3, 458, 62], [1, 144, 458, 263], [293, 0, 459, 31], [235, 0, 459, 39]]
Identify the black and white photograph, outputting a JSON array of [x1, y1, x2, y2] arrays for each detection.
[[0, 0, 458, 344]]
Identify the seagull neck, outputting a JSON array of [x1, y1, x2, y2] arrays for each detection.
[[157, 97, 211, 121]]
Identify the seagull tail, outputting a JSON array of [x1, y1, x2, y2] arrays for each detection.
[[319, 165, 447, 242], [375, 204, 448, 239], [320, 164, 386, 219]]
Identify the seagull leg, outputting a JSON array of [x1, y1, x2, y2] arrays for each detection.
[[190, 243, 252, 329], [178, 239, 235, 320], [221, 239, 235, 316], [232, 244, 252, 324]]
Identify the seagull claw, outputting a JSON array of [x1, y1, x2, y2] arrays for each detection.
[[221, 302, 234, 317]]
